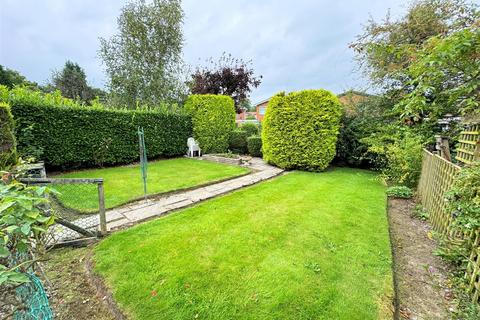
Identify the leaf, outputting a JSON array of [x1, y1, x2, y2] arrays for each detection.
[[21, 224, 31, 235], [0, 246, 10, 258]]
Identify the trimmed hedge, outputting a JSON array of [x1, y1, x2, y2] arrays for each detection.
[[0, 102, 17, 169], [184, 94, 235, 154], [262, 89, 342, 170], [241, 123, 259, 137], [229, 129, 248, 154], [1, 86, 191, 169], [247, 135, 262, 157]]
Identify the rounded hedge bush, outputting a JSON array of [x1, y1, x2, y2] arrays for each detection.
[[185, 94, 235, 154], [229, 129, 248, 154], [241, 123, 259, 137], [247, 135, 262, 157], [0, 102, 17, 169], [262, 89, 342, 170]]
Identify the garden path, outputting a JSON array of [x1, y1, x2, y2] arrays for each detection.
[[55, 158, 283, 241]]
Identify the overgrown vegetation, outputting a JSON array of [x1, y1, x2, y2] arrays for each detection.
[[1, 86, 191, 169], [262, 89, 342, 171], [386, 186, 414, 198], [0, 102, 17, 170], [0, 174, 56, 315], [184, 94, 235, 154]]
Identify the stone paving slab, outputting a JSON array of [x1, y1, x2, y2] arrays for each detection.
[[54, 158, 283, 240]]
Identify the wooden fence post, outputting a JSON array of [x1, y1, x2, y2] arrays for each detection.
[[98, 181, 107, 235]]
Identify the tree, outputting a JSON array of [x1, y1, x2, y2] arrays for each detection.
[[350, 0, 478, 93], [395, 27, 480, 123], [189, 53, 262, 113], [51, 61, 95, 103], [0, 65, 38, 89], [99, 0, 185, 108]]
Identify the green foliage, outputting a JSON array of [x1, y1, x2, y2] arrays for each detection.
[[0, 102, 17, 169], [351, 0, 479, 91], [413, 204, 429, 221], [445, 163, 480, 231], [0, 179, 55, 286], [336, 96, 390, 167], [363, 128, 425, 187], [247, 135, 262, 157], [51, 60, 100, 104], [184, 94, 236, 154], [99, 0, 186, 107], [229, 129, 248, 154], [1, 86, 191, 169], [386, 186, 413, 198], [396, 28, 480, 122], [240, 122, 259, 137], [262, 89, 342, 171], [0, 65, 39, 90]]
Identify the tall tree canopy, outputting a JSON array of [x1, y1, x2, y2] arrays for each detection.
[[99, 0, 185, 108], [350, 0, 479, 93], [189, 53, 262, 113], [51, 61, 96, 103]]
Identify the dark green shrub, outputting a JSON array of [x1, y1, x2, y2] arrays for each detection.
[[241, 122, 259, 137], [247, 135, 262, 157], [229, 129, 248, 154], [184, 94, 235, 154], [262, 89, 342, 170], [1, 86, 191, 169], [386, 186, 413, 198], [0, 102, 17, 169]]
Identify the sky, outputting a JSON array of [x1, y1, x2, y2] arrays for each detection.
[[0, 0, 410, 103]]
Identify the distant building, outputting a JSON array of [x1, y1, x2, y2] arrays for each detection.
[[252, 90, 370, 121]]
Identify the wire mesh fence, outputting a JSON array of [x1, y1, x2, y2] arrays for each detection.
[[19, 178, 107, 243]]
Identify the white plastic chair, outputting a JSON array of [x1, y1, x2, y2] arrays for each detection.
[[187, 137, 201, 157]]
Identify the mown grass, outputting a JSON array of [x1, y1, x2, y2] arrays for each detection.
[[54, 158, 249, 211], [94, 168, 393, 319]]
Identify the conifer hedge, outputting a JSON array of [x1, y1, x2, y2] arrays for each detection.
[[262, 89, 342, 170], [184, 94, 235, 154], [1, 86, 191, 169]]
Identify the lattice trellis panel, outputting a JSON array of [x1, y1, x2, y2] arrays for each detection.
[[456, 123, 480, 165], [418, 149, 480, 303]]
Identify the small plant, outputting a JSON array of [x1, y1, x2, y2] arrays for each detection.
[[386, 185, 413, 198], [412, 204, 429, 221]]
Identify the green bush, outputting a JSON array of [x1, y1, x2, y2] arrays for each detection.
[[386, 186, 413, 198], [1, 86, 191, 169], [241, 122, 259, 137], [0, 102, 17, 169], [247, 135, 262, 157], [229, 129, 248, 154], [262, 89, 342, 170], [184, 94, 235, 154], [364, 128, 424, 188]]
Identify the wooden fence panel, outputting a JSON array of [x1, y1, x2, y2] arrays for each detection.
[[456, 123, 480, 165], [418, 149, 480, 303]]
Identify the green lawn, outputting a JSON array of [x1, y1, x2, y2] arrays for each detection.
[[54, 158, 249, 211], [94, 168, 393, 319]]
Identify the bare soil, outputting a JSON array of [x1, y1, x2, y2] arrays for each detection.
[[388, 198, 455, 320], [42, 247, 115, 320]]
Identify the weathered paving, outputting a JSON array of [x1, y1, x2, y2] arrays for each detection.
[[52, 158, 283, 242]]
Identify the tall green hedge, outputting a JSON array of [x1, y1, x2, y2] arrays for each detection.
[[184, 94, 235, 154], [262, 89, 342, 170], [1, 86, 191, 169], [0, 102, 17, 169]]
